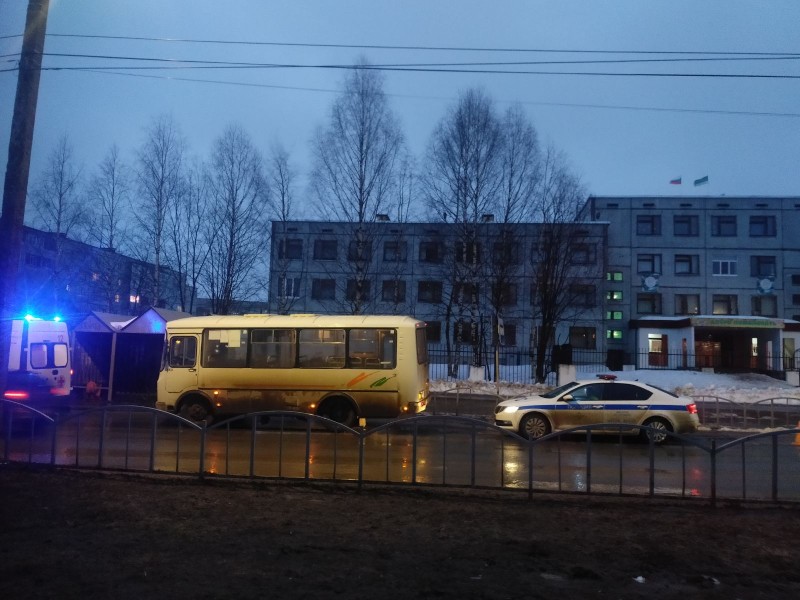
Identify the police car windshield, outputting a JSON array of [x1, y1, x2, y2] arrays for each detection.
[[541, 382, 579, 399]]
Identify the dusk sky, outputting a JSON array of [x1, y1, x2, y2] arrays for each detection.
[[2, 0, 799, 218]]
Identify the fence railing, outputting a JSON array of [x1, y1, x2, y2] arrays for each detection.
[[428, 345, 799, 384], [4, 400, 800, 504]]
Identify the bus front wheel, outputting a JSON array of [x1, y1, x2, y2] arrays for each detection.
[[318, 397, 356, 427]]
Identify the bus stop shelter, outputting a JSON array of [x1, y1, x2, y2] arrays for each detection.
[[72, 307, 190, 402]]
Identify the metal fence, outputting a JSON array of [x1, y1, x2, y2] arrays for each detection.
[[3, 400, 800, 505], [428, 345, 799, 384]]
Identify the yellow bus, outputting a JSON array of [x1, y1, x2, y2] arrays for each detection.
[[156, 314, 429, 425]]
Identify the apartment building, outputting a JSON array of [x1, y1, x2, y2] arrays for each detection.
[[580, 196, 800, 371], [268, 218, 608, 361], [269, 196, 800, 374], [17, 226, 186, 322]]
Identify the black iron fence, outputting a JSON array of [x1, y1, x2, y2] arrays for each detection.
[[428, 345, 799, 384], [3, 401, 800, 504]]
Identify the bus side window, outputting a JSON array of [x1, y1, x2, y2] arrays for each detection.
[[380, 330, 396, 368], [169, 336, 197, 368]]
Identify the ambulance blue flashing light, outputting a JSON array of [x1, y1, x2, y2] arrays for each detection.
[[22, 313, 62, 322]]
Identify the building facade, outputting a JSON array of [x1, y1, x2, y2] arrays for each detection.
[[17, 226, 186, 323], [581, 196, 800, 371], [268, 219, 608, 365], [269, 196, 800, 374]]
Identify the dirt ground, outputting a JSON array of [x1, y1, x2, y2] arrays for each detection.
[[1, 465, 799, 599]]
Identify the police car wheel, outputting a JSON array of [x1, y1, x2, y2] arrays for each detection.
[[520, 413, 550, 440]]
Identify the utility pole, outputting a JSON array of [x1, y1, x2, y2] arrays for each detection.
[[0, 0, 50, 391]]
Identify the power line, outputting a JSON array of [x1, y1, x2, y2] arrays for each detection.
[[1, 51, 796, 79], [45, 68, 800, 119], [42, 33, 800, 57], [33, 51, 800, 69]]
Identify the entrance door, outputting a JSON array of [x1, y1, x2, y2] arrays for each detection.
[[165, 335, 198, 394]]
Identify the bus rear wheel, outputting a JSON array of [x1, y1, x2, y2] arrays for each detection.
[[318, 397, 356, 427], [180, 397, 212, 425]]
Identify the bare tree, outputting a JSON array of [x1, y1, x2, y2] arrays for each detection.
[[485, 106, 542, 374], [311, 60, 404, 223], [310, 60, 405, 314], [29, 134, 85, 237], [423, 88, 503, 369], [529, 145, 590, 382], [266, 143, 305, 314], [202, 124, 267, 315], [167, 159, 210, 314], [266, 143, 296, 222], [28, 134, 86, 310], [135, 115, 186, 308], [87, 144, 130, 251], [86, 144, 131, 311]]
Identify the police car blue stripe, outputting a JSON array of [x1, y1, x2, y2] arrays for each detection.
[[509, 403, 690, 411]]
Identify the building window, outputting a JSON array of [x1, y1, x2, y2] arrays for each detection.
[[752, 295, 777, 317], [750, 255, 776, 278], [675, 294, 700, 315], [455, 241, 481, 264], [492, 240, 520, 265], [606, 271, 623, 282], [712, 294, 738, 315], [419, 241, 443, 263], [383, 241, 407, 262], [792, 274, 800, 286], [491, 282, 518, 306], [311, 279, 336, 301], [636, 215, 661, 235], [571, 284, 596, 307], [570, 243, 596, 265], [606, 290, 623, 301], [348, 240, 373, 262], [569, 326, 596, 350], [278, 276, 301, 299], [455, 320, 477, 344], [345, 279, 371, 302], [454, 282, 479, 304], [426, 321, 441, 343], [711, 215, 737, 236], [674, 215, 699, 236], [637, 254, 662, 274], [278, 238, 303, 260], [674, 254, 700, 276], [637, 293, 662, 314], [606, 310, 623, 320], [749, 215, 776, 237], [381, 280, 406, 303], [792, 294, 800, 305], [313, 239, 337, 261], [606, 329, 623, 341], [500, 323, 517, 346], [712, 259, 737, 276], [418, 280, 442, 303]]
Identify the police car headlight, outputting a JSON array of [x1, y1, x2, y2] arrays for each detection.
[[497, 405, 519, 414]]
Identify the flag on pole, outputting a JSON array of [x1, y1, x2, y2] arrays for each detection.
[[694, 175, 709, 186], [669, 177, 682, 185]]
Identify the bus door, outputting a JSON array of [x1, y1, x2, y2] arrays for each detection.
[[165, 335, 198, 394]]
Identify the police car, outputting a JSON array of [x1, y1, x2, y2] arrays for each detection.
[[494, 374, 699, 443]]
